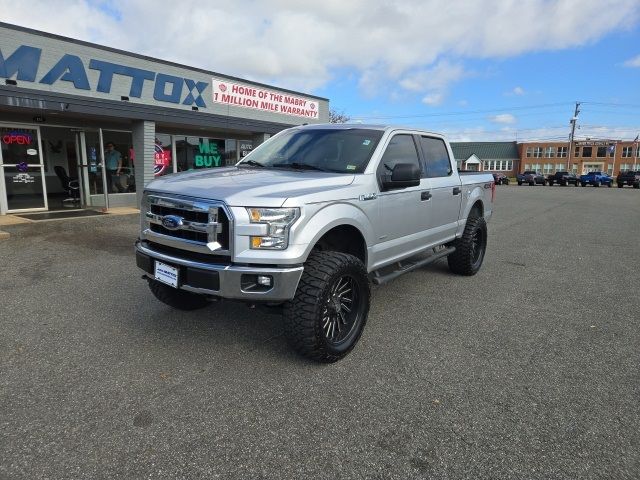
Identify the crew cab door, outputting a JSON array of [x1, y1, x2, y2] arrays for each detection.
[[417, 135, 462, 242], [373, 133, 431, 264]]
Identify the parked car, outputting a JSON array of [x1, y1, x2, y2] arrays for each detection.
[[517, 170, 546, 186], [492, 172, 510, 185], [579, 171, 613, 187], [547, 171, 579, 186], [616, 170, 640, 188], [136, 124, 495, 363]]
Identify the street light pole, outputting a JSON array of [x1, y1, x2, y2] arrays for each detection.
[[566, 102, 580, 171], [634, 134, 639, 171]]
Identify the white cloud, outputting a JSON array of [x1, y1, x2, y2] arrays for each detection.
[[1, 0, 639, 97], [489, 113, 517, 124], [422, 93, 444, 106], [513, 86, 525, 95], [400, 60, 467, 106], [623, 54, 640, 67]]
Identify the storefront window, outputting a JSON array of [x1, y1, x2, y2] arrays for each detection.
[[239, 140, 253, 160], [83, 131, 135, 195], [176, 136, 226, 172], [154, 134, 173, 176], [102, 130, 135, 194], [1, 127, 40, 165], [224, 139, 237, 166]]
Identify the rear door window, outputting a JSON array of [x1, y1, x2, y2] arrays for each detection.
[[419, 136, 452, 177]]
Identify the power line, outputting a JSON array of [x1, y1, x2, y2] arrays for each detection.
[[350, 102, 574, 120]]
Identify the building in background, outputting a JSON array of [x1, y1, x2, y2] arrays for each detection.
[[517, 140, 640, 176], [0, 22, 328, 215], [450, 142, 519, 176]]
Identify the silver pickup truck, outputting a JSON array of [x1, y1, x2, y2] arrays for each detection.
[[136, 124, 495, 362]]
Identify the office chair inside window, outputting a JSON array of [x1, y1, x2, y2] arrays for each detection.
[[54, 166, 81, 205]]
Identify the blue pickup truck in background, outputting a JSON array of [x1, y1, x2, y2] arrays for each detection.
[[579, 171, 613, 187]]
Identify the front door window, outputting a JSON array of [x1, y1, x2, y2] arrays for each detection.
[[1, 126, 47, 212]]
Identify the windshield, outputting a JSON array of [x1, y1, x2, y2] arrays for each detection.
[[238, 128, 384, 173]]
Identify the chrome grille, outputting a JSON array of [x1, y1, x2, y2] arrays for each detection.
[[143, 195, 231, 255]]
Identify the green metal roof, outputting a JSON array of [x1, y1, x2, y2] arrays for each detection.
[[450, 142, 519, 160]]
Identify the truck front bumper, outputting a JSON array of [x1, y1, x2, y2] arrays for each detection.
[[135, 240, 304, 302]]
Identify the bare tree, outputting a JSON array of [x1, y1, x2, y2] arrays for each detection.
[[329, 108, 351, 124]]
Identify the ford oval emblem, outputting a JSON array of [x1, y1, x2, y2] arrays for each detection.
[[161, 215, 183, 230]]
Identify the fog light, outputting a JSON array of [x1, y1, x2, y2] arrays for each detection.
[[257, 275, 272, 286]]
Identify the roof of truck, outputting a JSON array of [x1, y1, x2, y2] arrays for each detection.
[[294, 123, 444, 136]]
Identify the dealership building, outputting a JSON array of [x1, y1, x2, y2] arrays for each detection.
[[0, 22, 328, 215]]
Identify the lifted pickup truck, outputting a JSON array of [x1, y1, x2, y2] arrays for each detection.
[[136, 124, 494, 362]]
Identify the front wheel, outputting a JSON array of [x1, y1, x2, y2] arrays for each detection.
[[607, 182, 612, 188], [518, 181, 523, 186], [283, 251, 370, 363], [447, 215, 488, 276], [594, 181, 600, 187], [618, 183, 624, 188]]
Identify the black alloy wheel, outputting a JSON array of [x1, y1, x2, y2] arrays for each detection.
[[448, 215, 488, 276], [322, 275, 362, 346], [284, 251, 370, 363]]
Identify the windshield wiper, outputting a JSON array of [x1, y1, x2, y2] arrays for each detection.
[[238, 159, 266, 168], [272, 162, 327, 172]]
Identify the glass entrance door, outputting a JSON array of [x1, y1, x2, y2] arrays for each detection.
[[0, 126, 48, 213]]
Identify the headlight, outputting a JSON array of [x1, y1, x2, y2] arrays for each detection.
[[247, 207, 299, 249]]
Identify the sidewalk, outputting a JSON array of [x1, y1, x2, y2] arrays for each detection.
[[0, 207, 139, 240]]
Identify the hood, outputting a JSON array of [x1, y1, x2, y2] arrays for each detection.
[[145, 167, 355, 207]]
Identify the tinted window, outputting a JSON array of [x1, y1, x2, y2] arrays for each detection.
[[240, 128, 383, 173], [377, 134, 421, 176], [420, 136, 452, 177]]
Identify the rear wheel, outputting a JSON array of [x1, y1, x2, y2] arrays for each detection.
[[581, 181, 586, 187], [618, 183, 624, 188], [634, 183, 640, 189], [518, 181, 523, 186], [283, 251, 370, 363], [529, 181, 534, 186], [447, 215, 487, 276], [148, 279, 210, 310], [594, 181, 600, 187], [607, 181, 612, 188]]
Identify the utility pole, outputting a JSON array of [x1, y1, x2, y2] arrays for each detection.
[[634, 134, 639, 171], [566, 102, 581, 171]]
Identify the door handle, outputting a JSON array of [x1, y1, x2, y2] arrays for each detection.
[[421, 191, 432, 201], [453, 187, 461, 195]]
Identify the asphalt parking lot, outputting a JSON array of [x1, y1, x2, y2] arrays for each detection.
[[1, 185, 639, 479]]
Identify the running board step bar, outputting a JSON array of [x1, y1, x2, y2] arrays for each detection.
[[371, 247, 456, 286]]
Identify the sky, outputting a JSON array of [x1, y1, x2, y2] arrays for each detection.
[[2, 0, 640, 142]]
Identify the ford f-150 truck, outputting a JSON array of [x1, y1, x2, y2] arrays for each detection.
[[136, 124, 494, 362], [616, 170, 640, 188], [579, 171, 613, 187]]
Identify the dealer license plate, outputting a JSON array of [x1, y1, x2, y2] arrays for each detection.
[[155, 261, 179, 288]]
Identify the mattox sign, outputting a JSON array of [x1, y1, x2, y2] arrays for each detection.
[[212, 80, 318, 119], [0, 44, 208, 108]]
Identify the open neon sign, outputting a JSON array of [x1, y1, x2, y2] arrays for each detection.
[[2, 131, 33, 145]]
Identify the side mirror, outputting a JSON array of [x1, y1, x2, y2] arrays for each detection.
[[382, 163, 421, 190]]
